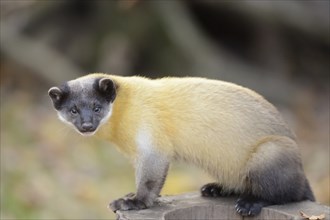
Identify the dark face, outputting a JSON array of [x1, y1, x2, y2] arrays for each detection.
[[48, 77, 116, 136]]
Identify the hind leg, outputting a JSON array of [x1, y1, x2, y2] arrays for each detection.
[[235, 136, 314, 216], [235, 195, 272, 216], [201, 183, 235, 197]]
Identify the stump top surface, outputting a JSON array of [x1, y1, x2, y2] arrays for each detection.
[[116, 192, 330, 220]]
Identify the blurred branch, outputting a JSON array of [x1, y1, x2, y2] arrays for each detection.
[[0, 21, 81, 84], [1, 1, 64, 31], [153, 1, 298, 104], [216, 0, 330, 44], [0, 1, 81, 84]]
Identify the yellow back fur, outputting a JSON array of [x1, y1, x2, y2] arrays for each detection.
[[84, 74, 295, 191]]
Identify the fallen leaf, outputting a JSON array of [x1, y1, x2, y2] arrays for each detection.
[[299, 211, 325, 220]]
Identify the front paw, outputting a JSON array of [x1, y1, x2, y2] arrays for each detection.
[[109, 196, 147, 212]]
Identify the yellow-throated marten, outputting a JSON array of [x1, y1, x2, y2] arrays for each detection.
[[48, 73, 314, 216]]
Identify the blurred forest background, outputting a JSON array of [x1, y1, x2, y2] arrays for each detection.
[[0, 0, 329, 219]]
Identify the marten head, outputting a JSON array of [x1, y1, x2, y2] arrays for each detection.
[[48, 76, 116, 136]]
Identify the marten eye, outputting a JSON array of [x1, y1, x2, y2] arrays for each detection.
[[70, 108, 78, 115], [94, 106, 101, 113]]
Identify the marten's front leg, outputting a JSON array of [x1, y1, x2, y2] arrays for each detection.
[[109, 147, 169, 212]]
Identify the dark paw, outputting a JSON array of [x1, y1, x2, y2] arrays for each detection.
[[109, 194, 147, 212], [235, 197, 264, 216], [201, 183, 234, 197]]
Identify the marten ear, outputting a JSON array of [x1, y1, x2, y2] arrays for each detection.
[[98, 78, 116, 102], [48, 87, 64, 109]]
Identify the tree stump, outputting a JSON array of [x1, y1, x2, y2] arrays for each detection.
[[115, 192, 330, 220]]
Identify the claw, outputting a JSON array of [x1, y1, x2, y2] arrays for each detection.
[[201, 183, 235, 198], [235, 196, 265, 216], [109, 196, 147, 212]]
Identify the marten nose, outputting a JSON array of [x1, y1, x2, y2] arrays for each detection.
[[81, 122, 94, 132]]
